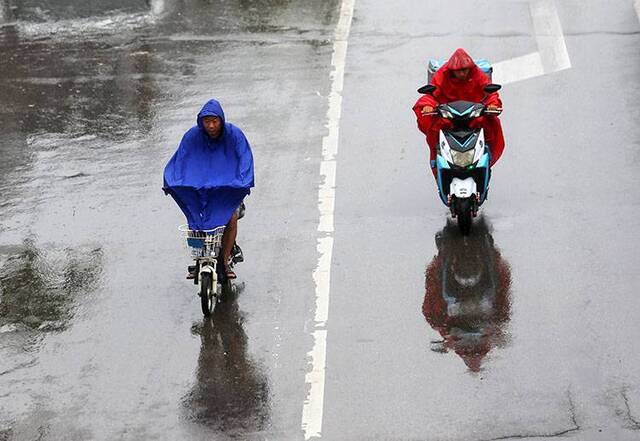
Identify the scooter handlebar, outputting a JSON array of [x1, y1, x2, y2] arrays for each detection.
[[425, 103, 503, 118], [483, 107, 503, 116]]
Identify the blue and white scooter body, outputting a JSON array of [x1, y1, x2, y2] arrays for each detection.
[[435, 125, 491, 210], [418, 66, 501, 234]]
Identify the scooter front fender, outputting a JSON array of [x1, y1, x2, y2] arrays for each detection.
[[450, 177, 477, 199]]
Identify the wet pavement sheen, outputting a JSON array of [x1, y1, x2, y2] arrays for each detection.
[[322, 0, 640, 440], [2, 0, 640, 440], [1, 0, 338, 439]]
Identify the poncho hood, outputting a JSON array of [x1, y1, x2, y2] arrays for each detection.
[[446, 48, 476, 71], [197, 99, 226, 134]]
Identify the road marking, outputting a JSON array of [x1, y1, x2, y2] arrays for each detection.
[[492, 52, 544, 84], [150, 0, 165, 15], [530, 0, 570, 72], [0, 1, 8, 23], [302, 0, 355, 439], [493, 0, 571, 84], [635, 0, 640, 22]]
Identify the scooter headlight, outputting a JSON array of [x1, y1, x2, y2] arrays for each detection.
[[451, 149, 476, 167], [439, 107, 454, 119], [470, 107, 483, 118]]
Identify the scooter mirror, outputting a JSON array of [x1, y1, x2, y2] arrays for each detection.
[[484, 84, 502, 93], [418, 84, 437, 95]]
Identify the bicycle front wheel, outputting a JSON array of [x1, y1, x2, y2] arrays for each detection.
[[200, 272, 216, 316]]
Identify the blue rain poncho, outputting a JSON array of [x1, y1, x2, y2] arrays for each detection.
[[163, 99, 254, 230]]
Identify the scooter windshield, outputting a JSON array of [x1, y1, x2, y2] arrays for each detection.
[[442, 101, 482, 118]]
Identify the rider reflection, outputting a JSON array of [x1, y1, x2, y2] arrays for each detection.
[[423, 218, 511, 372], [183, 294, 270, 434]]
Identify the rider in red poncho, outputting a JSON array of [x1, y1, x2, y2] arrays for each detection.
[[412, 48, 505, 176]]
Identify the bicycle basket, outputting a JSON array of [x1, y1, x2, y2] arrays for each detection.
[[178, 225, 226, 257]]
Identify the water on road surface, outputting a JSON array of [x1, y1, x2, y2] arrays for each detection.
[[1, 1, 339, 439], [1, 0, 640, 440]]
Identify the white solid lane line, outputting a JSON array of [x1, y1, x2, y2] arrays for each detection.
[[301, 0, 355, 440], [635, 0, 640, 22], [493, 52, 545, 85], [529, 0, 570, 72], [493, 0, 570, 85]]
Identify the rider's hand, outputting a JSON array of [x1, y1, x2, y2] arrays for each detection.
[[421, 105, 435, 116], [487, 105, 499, 111]]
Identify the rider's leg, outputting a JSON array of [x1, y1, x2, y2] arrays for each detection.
[[428, 141, 438, 179], [483, 117, 505, 167], [222, 212, 238, 275]]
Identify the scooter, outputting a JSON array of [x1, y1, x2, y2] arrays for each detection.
[[417, 83, 502, 235]]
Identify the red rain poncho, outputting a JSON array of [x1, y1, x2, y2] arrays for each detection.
[[412, 48, 505, 170]]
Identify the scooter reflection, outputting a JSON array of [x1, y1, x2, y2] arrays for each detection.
[[182, 291, 270, 435], [423, 218, 511, 372]]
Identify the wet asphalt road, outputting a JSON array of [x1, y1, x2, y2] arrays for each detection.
[[1, 0, 640, 440]]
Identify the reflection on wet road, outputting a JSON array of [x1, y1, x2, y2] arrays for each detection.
[[183, 291, 270, 437], [3, 0, 640, 438], [0, 239, 103, 333], [424, 218, 512, 372]]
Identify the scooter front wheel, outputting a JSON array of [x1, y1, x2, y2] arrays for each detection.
[[200, 272, 216, 316], [456, 198, 472, 235]]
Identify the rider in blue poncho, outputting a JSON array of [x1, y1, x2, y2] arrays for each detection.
[[164, 99, 254, 279]]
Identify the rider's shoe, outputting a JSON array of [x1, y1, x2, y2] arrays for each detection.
[[225, 264, 237, 280], [232, 242, 244, 263], [222, 258, 238, 280]]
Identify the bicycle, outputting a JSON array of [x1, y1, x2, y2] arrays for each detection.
[[180, 225, 231, 316]]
